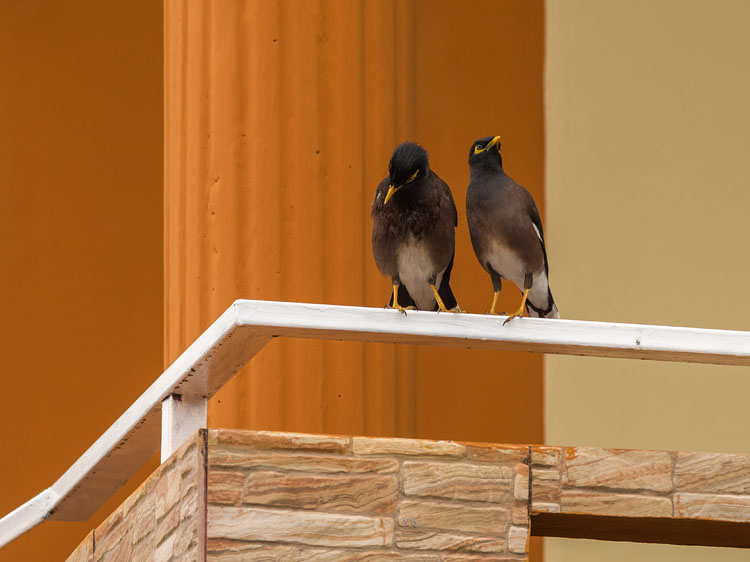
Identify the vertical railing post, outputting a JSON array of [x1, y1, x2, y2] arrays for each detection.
[[161, 394, 207, 462]]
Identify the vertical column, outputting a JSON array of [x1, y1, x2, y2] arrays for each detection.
[[164, 0, 418, 436], [164, 0, 546, 458]]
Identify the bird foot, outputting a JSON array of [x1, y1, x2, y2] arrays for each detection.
[[387, 304, 416, 315], [502, 306, 526, 325], [449, 306, 466, 313], [502, 288, 530, 325], [502, 313, 523, 325]]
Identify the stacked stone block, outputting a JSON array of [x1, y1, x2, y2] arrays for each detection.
[[206, 430, 530, 561], [530, 446, 750, 547], [66, 431, 205, 562]]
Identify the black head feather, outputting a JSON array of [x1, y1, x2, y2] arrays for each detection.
[[389, 142, 429, 187], [468, 135, 503, 170]]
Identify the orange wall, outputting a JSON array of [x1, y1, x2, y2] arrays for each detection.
[[0, 1, 543, 559], [0, 2, 163, 560], [164, 0, 544, 444], [412, 0, 545, 443]]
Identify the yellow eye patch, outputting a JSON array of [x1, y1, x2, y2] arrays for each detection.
[[474, 136, 501, 155], [384, 169, 419, 205]]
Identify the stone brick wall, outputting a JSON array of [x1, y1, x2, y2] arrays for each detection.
[[206, 429, 531, 561], [64, 429, 750, 561], [66, 430, 206, 562], [530, 446, 750, 547]]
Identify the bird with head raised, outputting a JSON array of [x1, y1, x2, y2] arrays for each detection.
[[371, 141, 460, 313], [466, 135, 559, 323]]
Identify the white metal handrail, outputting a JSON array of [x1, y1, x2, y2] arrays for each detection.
[[2, 299, 750, 547]]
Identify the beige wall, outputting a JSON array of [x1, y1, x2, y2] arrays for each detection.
[[545, 0, 750, 560]]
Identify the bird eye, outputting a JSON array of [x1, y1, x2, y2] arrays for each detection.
[[476, 144, 484, 150]]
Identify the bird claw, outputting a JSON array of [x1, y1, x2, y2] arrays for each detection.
[[436, 305, 464, 313], [502, 305, 526, 325], [501, 289, 529, 325], [502, 312, 522, 325], [387, 304, 415, 315]]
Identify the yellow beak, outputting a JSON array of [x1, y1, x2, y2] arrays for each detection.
[[384, 184, 401, 205], [474, 135, 502, 155]]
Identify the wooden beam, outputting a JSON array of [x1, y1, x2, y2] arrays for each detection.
[[2, 299, 750, 548], [532, 513, 750, 548]]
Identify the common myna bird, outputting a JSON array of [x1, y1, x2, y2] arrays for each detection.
[[371, 142, 460, 312], [466, 136, 559, 323]]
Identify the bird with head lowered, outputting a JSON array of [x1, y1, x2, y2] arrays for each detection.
[[466, 135, 559, 324], [371, 142, 461, 313]]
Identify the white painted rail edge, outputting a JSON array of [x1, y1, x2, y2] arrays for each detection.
[[2, 299, 750, 548]]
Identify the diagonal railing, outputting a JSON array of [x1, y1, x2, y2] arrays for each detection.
[[2, 299, 750, 548]]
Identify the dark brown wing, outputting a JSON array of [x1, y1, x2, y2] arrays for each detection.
[[526, 194, 549, 275], [371, 176, 397, 277], [371, 176, 388, 216], [501, 179, 546, 275], [433, 171, 458, 227]]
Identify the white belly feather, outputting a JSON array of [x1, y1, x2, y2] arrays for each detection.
[[396, 237, 443, 310], [487, 241, 550, 310]]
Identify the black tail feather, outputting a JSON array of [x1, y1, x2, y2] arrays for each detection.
[[525, 287, 559, 319], [435, 252, 458, 310], [436, 278, 458, 311]]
